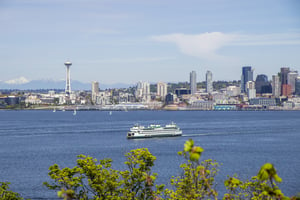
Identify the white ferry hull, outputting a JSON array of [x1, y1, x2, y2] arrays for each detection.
[[127, 123, 182, 139]]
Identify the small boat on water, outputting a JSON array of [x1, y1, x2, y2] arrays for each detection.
[[127, 122, 182, 139]]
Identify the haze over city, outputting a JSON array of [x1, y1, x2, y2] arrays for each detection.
[[0, 0, 299, 85]]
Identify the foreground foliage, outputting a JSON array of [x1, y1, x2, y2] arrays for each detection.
[[0, 182, 23, 200], [44, 139, 296, 200], [2, 140, 298, 200]]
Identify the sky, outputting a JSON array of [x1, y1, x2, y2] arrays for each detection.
[[0, 0, 299, 85]]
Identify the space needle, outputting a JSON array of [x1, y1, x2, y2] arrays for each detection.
[[64, 61, 72, 96]]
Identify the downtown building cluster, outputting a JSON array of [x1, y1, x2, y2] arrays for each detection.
[[1, 62, 300, 111], [89, 66, 300, 111]]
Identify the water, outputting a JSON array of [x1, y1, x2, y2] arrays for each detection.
[[0, 110, 299, 199]]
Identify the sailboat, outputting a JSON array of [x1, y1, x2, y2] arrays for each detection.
[[73, 109, 77, 115]]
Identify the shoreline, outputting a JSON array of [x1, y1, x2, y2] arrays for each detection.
[[1, 107, 300, 111]]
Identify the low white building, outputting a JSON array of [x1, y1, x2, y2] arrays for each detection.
[[226, 86, 241, 97]]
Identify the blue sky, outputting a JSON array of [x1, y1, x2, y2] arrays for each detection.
[[0, 0, 299, 85]]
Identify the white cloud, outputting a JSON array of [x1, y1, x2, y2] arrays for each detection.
[[5, 77, 30, 84], [152, 32, 300, 60], [152, 32, 237, 60]]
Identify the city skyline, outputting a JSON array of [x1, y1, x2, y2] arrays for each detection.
[[0, 0, 299, 84]]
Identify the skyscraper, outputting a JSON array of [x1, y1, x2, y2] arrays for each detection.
[[206, 70, 213, 94], [282, 84, 292, 97], [241, 66, 253, 93], [157, 82, 168, 99], [136, 81, 150, 102], [272, 75, 281, 98], [255, 74, 272, 94], [190, 71, 197, 95], [295, 77, 300, 95], [246, 81, 256, 99], [280, 67, 290, 85], [287, 71, 298, 94], [91, 81, 99, 103], [280, 67, 290, 96], [64, 61, 72, 96]]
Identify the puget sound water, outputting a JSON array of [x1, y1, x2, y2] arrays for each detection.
[[0, 110, 299, 199]]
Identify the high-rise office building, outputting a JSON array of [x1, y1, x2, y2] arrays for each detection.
[[136, 81, 150, 102], [280, 67, 290, 96], [295, 77, 300, 95], [246, 81, 256, 99], [282, 84, 292, 97], [241, 66, 253, 93], [157, 82, 168, 99], [91, 81, 99, 103], [255, 74, 272, 94], [206, 70, 213, 94], [190, 71, 197, 95], [280, 67, 290, 85], [287, 71, 298, 94], [272, 75, 281, 98]]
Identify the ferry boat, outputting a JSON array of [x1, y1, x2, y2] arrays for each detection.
[[127, 122, 182, 139]]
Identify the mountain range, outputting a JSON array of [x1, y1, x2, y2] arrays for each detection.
[[0, 77, 133, 90]]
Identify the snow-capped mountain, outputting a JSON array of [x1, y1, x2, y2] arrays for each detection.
[[0, 77, 132, 90], [4, 76, 30, 84]]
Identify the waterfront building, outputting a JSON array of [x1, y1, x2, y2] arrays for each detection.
[[1, 96, 23, 105], [226, 86, 241, 97], [282, 84, 292, 97], [287, 71, 298, 94], [118, 92, 129, 103], [272, 75, 281, 98], [188, 100, 214, 110], [165, 93, 176, 105], [249, 98, 276, 108], [295, 77, 300, 96], [255, 74, 272, 95], [280, 67, 290, 95], [190, 71, 197, 95], [95, 91, 112, 105], [283, 101, 294, 110], [206, 70, 213, 94], [175, 88, 191, 97], [241, 66, 253, 93], [214, 104, 237, 111], [280, 67, 290, 85], [246, 81, 256, 99], [91, 81, 99, 103], [136, 81, 150, 102], [64, 61, 72, 96], [213, 93, 227, 104], [157, 82, 168, 100], [289, 97, 300, 109]]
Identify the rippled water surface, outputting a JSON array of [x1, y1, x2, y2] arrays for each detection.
[[0, 110, 299, 199]]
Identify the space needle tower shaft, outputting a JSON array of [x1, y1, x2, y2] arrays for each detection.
[[64, 61, 72, 95]]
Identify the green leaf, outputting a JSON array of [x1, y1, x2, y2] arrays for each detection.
[[274, 174, 282, 183], [184, 139, 194, 152], [57, 191, 63, 197], [190, 152, 200, 161]]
